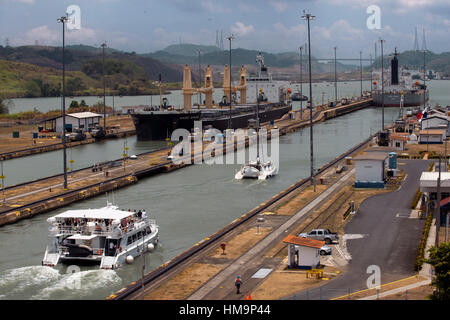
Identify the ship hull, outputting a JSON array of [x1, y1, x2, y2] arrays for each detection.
[[132, 104, 292, 140], [372, 91, 428, 107]]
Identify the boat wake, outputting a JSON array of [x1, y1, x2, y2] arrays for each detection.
[[0, 266, 121, 300]]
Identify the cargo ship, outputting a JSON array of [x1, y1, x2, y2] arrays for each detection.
[[372, 49, 428, 107], [131, 54, 292, 140]]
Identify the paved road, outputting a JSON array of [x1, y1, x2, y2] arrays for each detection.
[[287, 159, 430, 300]]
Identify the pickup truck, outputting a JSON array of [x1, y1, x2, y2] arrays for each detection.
[[298, 228, 339, 244]]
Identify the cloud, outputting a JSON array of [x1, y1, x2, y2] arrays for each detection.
[[269, 1, 288, 12], [201, 0, 232, 13], [4, 0, 35, 4], [25, 25, 59, 45], [231, 22, 254, 37]]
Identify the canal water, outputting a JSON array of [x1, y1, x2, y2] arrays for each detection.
[[0, 106, 400, 299], [6, 80, 449, 115], [7, 80, 375, 114]]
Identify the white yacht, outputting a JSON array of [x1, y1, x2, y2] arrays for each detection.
[[235, 158, 278, 180], [42, 203, 159, 270], [234, 91, 278, 180]]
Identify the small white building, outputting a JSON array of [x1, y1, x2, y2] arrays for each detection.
[[353, 152, 388, 188], [389, 133, 409, 151], [419, 172, 450, 194], [419, 129, 445, 144], [283, 235, 324, 270], [42, 112, 103, 133]]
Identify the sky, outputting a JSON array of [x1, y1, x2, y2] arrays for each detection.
[[1, 0, 450, 59]]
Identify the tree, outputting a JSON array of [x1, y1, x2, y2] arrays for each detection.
[[69, 100, 79, 109], [426, 242, 450, 300], [0, 96, 10, 114], [25, 80, 41, 97]]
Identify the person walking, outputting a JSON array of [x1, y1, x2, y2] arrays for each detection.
[[235, 275, 242, 294]]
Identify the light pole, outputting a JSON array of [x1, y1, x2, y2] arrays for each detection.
[[1, 156, 4, 205], [302, 11, 315, 191], [197, 49, 202, 106], [370, 54, 373, 93], [422, 49, 427, 109], [101, 42, 107, 130], [360, 50, 363, 97], [380, 38, 385, 130], [58, 15, 68, 189], [299, 46, 303, 119], [227, 34, 235, 129], [334, 46, 337, 106]]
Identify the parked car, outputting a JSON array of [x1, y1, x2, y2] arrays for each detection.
[[320, 245, 332, 255], [66, 129, 86, 142], [298, 228, 339, 244]]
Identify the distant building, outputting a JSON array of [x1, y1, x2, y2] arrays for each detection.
[[42, 112, 102, 133], [389, 133, 409, 151], [420, 114, 449, 137], [419, 129, 445, 144]]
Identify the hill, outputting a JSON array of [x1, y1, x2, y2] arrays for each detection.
[[162, 44, 221, 56], [372, 50, 450, 75], [0, 45, 184, 82], [144, 45, 355, 74]]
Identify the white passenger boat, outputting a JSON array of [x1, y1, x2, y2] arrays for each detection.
[[235, 84, 278, 180], [235, 158, 277, 180], [42, 203, 159, 270]]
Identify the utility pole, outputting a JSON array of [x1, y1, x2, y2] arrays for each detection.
[[58, 15, 68, 189], [380, 38, 385, 130], [436, 156, 441, 245], [360, 50, 363, 97], [334, 46, 337, 106], [227, 34, 235, 129], [0, 156, 4, 205], [101, 42, 107, 130], [422, 49, 427, 109], [197, 49, 202, 106], [299, 46, 303, 119], [370, 54, 373, 93], [302, 11, 316, 192]]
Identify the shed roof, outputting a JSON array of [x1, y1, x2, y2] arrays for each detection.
[[353, 152, 389, 161], [42, 112, 103, 122], [419, 130, 445, 135], [390, 134, 409, 142], [282, 235, 325, 249], [67, 112, 103, 119]]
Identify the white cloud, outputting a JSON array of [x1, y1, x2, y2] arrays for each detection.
[[269, 1, 288, 13], [5, 0, 35, 4], [201, 0, 232, 13], [25, 25, 59, 45], [231, 22, 254, 37]]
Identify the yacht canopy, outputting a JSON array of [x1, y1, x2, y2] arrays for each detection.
[[54, 206, 135, 220]]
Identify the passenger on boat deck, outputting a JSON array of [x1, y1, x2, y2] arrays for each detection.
[[142, 211, 147, 219], [137, 210, 142, 218]]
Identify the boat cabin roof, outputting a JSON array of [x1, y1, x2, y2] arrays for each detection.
[[54, 206, 137, 221], [67, 234, 98, 240]]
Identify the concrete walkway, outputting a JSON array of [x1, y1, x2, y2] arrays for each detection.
[[187, 168, 355, 300]]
